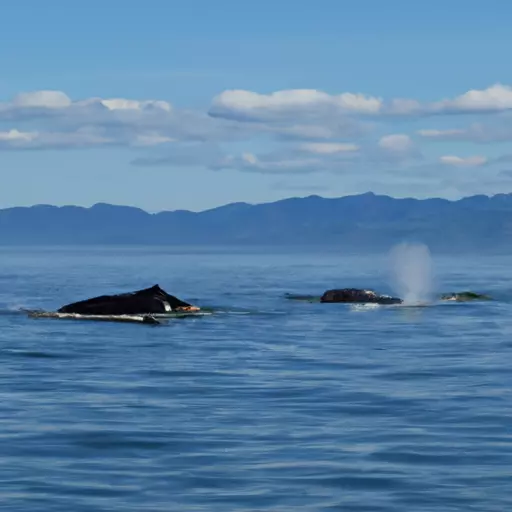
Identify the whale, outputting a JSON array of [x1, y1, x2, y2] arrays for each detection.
[[439, 291, 492, 302], [57, 284, 201, 316], [320, 288, 403, 304], [286, 288, 491, 305]]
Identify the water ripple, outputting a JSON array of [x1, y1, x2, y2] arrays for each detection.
[[1, 249, 512, 511]]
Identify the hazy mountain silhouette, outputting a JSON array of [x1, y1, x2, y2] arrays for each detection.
[[2, 192, 512, 252]]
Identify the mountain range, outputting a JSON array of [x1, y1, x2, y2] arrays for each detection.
[[2, 192, 512, 253]]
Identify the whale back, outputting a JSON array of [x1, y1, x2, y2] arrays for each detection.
[[320, 288, 402, 304], [57, 284, 192, 315]]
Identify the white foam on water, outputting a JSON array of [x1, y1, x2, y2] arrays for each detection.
[[350, 303, 381, 312], [8, 304, 28, 312], [387, 242, 435, 306]]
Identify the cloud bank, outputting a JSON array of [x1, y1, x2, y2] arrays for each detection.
[[2, 84, 512, 196], [209, 83, 512, 122]]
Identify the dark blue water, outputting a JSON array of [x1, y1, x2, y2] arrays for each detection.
[[1, 247, 511, 511]]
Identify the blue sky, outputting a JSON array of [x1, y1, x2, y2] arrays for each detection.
[[1, 0, 512, 211]]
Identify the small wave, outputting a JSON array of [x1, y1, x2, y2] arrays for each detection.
[[0, 307, 30, 316]]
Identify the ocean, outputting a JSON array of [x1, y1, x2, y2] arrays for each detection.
[[1, 246, 511, 511]]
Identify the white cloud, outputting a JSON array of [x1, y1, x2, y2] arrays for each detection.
[[209, 83, 512, 125], [0, 88, 372, 151], [133, 133, 176, 146], [387, 98, 422, 115], [132, 144, 329, 174], [432, 84, 512, 114], [0, 129, 112, 149], [332, 92, 383, 113], [212, 138, 424, 174], [131, 133, 420, 174], [373, 134, 423, 164], [0, 126, 178, 150], [12, 90, 72, 108], [439, 155, 487, 167], [269, 118, 371, 141], [4, 91, 172, 114], [0, 90, 176, 131], [378, 134, 414, 152], [3, 83, 512, 194], [0, 129, 37, 142], [0, 89, 252, 149], [299, 142, 359, 154], [417, 122, 512, 144], [11, 83, 512, 153], [208, 89, 376, 142], [216, 152, 322, 174], [96, 98, 172, 112], [209, 88, 383, 122], [418, 129, 467, 139]]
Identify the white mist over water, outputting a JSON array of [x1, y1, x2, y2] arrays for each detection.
[[387, 242, 435, 305]]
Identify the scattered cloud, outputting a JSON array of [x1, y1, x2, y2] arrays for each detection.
[[131, 136, 420, 177], [99, 98, 172, 112], [378, 134, 414, 153], [0, 128, 112, 149], [12, 90, 72, 109], [132, 142, 357, 175], [0, 129, 36, 142], [431, 84, 512, 114], [418, 120, 512, 144], [298, 142, 359, 154], [375, 134, 423, 164], [209, 83, 512, 125], [209, 89, 384, 123], [418, 128, 468, 139], [439, 155, 487, 167], [268, 119, 370, 141], [2, 90, 172, 114], [211, 152, 322, 175], [0, 89, 252, 149], [3, 85, 512, 199], [132, 133, 176, 146]]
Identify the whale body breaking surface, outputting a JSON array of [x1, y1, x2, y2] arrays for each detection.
[[57, 284, 200, 316], [25, 284, 203, 324], [320, 288, 403, 305], [285, 289, 492, 305], [23, 284, 492, 325]]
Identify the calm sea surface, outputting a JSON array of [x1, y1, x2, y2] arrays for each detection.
[[1, 246, 511, 511]]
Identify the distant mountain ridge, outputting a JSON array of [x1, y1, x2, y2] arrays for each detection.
[[2, 192, 512, 252]]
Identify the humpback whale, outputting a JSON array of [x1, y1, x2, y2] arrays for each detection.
[[440, 291, 491, 302], [57, 284, 200, 316], [320, 288, 403, 305], [286, 288, 491, 305]]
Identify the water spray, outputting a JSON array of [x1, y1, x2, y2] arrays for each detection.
[[387, 242, 435, 306]]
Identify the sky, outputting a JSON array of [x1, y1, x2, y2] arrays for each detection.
[[2, 0, 512, 212]]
